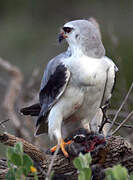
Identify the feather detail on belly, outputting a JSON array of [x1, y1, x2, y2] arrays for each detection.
[[66, 114, 81, 123]]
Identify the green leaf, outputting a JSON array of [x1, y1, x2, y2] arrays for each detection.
[[83, 168, 91, 180], [15, 167, 23, 179], [73, 156, 84, 170], [74, 153, 92, 180], [84, 153, 92, 167], [104, 174, 114, 180], [79, 153, 87, 168], [112, 165, 128, 180], [7, 147, 22, 166], [78, 170, 86, 180], [129, 174, 133, 180], [7, 147, 15, 160], [7, 160, 12, 168], [6, 169, 15, 180], [23, 153, 33, 174], [105, 165, 128, 180], [49, 170, 54, 180], [14, 142, 23, 154], [22, 167, 28, 176], [78, 168, 91, 180], [10, 152, 23, 166], [105, 168, 115, 180]]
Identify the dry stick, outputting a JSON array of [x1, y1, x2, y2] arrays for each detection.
[[108, 109, 133, 119], [111, 111, 133, 135], [0, 119, 9, 128], [107, 82, 133, 135], [107, 119, 133, 129], [45, 145, 60, 180]]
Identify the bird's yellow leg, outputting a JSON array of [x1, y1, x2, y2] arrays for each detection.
[[50, 139, 72, 157], [60, 139, 72, 157]]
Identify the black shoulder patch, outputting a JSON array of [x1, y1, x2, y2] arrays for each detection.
[[40, 64, 67, 105], [36, 64, 70, 128]]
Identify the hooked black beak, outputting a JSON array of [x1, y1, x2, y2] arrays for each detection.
[[58, 32, 67, 43], [58, 33, 64, 43]]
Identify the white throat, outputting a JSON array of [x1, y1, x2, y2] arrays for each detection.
[[68, 43, 83, 57]]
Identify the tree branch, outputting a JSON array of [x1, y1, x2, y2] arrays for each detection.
[[0, 132, 46, 162], [0, 131, 133, 179]]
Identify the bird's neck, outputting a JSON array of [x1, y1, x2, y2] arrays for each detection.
[[68, 43, 105, 58], [68, 44, 84, 57]]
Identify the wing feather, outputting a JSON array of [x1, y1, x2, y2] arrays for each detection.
[[35, 56, 71, 135], [101, 56, 118, 107]]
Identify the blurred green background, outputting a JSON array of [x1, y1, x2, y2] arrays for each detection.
[[0, 0, 133, 157], [0, 0, 132, 81]]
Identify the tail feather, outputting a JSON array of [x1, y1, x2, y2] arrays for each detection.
[[35, 118, 48, 136], [21, 103, 48, 136], [20, 103, 41, 116], [35, 113, 48, 136], [35, 103, 49, 126]]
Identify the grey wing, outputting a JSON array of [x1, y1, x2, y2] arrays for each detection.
[[35, 53, 71, 136], [97, 57, 118, 135], [101, 57, 118, 107]]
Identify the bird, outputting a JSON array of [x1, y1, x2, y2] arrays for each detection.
[[20, 19, 118, 157]]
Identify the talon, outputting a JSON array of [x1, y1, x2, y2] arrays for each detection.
[[50, 139, 72, 157], [51, 145, 57, 153]]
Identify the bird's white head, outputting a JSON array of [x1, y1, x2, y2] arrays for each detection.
[[59, 19, 105, 58]]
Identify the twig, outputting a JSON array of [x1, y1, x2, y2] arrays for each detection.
[[107, 82, 133, 135], [45, 145, 60, 180], [98, 105, 109, 133], [107, 119, 133, 129], [111, 111, 133, 135], [0, 119, 9, 129], [108, 109, 133, 119]]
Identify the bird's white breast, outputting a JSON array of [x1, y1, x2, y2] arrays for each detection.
[[64, 55, 109, 87], [61, 55, 110, 133]]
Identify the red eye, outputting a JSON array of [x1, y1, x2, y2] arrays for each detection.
[[63, 27, 73, 33]]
